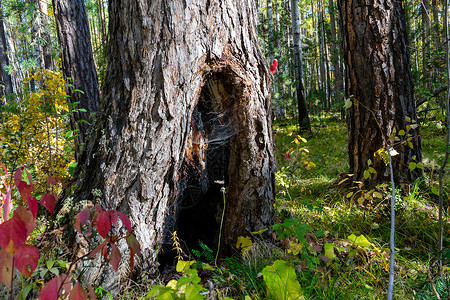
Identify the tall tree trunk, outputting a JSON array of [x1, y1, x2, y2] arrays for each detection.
[[329, 0, 344, 108], [422, 0, 430, 89], [76, 0, 275, 287], [318, 0, 330, 108], [52, 0, 100, 157], [291, 0, 310, 129], [267, 0, 275, 60], [0, 1, 13, 98], [36, 0, 52, 69], [338, 0, 423, 186]]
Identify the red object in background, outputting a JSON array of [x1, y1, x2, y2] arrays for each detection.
[[270, 59, 278, 75]]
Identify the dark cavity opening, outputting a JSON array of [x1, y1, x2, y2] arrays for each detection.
[[158, 72, 237, 270]]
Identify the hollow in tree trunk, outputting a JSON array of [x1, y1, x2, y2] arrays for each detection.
[[75, 0, 275, 290]]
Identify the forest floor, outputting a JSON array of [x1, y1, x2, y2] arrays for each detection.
[[125, 114, 450, 299], [2, 114, 449, 300], [265, 114, 450, 299]]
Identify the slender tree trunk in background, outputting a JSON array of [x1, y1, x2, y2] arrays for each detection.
[[329, 0, 344, 107], [422, 0, 430, 88], [268, 0, 275, 60], [36, 0, 52, 69], [319, 0, 330, 108], [432, 0, 440, 51], [0, 0, 13, 98], [291, 0, 310, 130], [52, 0, 100, 158], [96, 0, 107, 50], [338, 0, 423, 186], [76, 0, 275, 289]]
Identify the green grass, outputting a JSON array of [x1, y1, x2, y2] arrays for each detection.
[[271, 115, 450, 299], [120, 115, 450, 299]]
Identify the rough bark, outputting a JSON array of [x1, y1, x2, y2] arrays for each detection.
[[52, 0, 100, 154], [0, 0, 13, 98], [338, 0, 422, 186], [76, 0, 275, 288], [291, 0, 310, 129]]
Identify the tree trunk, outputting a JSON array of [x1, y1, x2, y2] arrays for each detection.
[[76, 0, 275, 287], [422, 0, 430, 89], [52, 0, 100, 156], [338, 0, 422, 186], [0, 0, 13, 98], [36, 0, 52, 69], [291, 0, 310, 129], [267, 0, 275, 60]]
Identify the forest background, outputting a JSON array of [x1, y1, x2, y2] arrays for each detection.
[[0, 0, 449, 299]]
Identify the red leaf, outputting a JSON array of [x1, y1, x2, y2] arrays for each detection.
[[2, 185, 12, 221], [47, 176, 58, 187], [284, 153, 291, 160], [270, 59, 278, 75], [39, 274, 72, 300], [28, 196, 38, 219], [15, 244, 39, 277], [84, 280, 97, 300], [68, 282, 89, 300], [109, 210, 118, 226], [25, 168, 34, 190], [96, 211, 111, 238], [126, 234, 141, 256], [0, 207, 35, 252], [41, 193, 57, 214], [118, 212, 131, 232], [0, 250, 13, 288], [0, 161, 7, 177], [74, 209, 90, 233], [17, 181, 33, 204], [88, 240, 108, 258], [14, 167, 23, 187], [101, 243, 108, 260], [109, 243, 122, 271]]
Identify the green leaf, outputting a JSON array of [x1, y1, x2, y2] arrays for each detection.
[[236, 236, 252, 252], [409, 162, 417, 171], [69, 162, 78, 177], [344, 99, 352, 109], [176, 260, 195, 273], [363, 170, 370, 179], [398, 130, 406, 136], [324, 243, 337, 260], [314, 230, 324, 237], [368, 167, 377, 174], [184, 284, 204, 300], [410, 124, 419, 129], [431, 186, 439, 196], [416, 162, 424, 169], [372, 191, 382, 199], [348, 234, 372, 247], [405, 116, 411, 123], [262, 260, 303, 300]]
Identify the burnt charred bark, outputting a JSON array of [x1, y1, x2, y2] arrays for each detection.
[[52, 0, 100, 154], [76, 0, 275, 286], [338, 0, 422, 186]]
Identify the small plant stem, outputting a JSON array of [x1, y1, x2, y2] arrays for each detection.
[[427, 269, 441, 300], [215, 187, 226, 267], [438, 0, 450, 275], [387, 148, 396, 300], [10, 257, 14, 300]]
